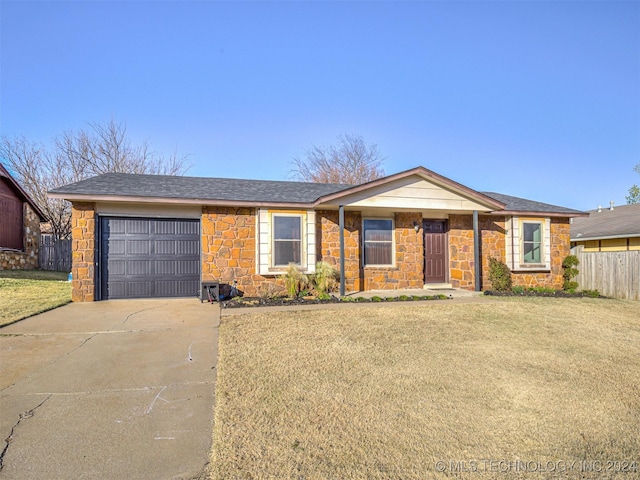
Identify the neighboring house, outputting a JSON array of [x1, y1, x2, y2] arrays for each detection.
[[570, 203, 640, 301], [48, 166, 585, 302], [570, 203, 640, 251], [0, 163, 46, 270]]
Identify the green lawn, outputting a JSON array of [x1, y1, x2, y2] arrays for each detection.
[[0, 270, 72, 327], [209, 297, 640, 479]]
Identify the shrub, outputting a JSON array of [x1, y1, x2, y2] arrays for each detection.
[[512, 285, 525, 294], [562, 255, 580, 292], [582, 289, 600, 298], [488, 257, 512, 292], [282, 263, 305, 298], [313, 262, 339, 294]]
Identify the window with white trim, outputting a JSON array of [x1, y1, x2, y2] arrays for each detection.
[[272, 214, 302, 267], [522, 221, 543, 264], [363, 218, 394, 266], [506, 216, 551, 270]]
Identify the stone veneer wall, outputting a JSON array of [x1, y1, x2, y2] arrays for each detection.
[[509, 218, 570, 290], [71, 202, 96, 301], [449, 214, 570, 290], [201, 206, 268, 297], [0, 203, 41, 270], [316, 210, 424, 292]]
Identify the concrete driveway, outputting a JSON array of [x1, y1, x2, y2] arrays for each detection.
[[0, 299, 219, 480]]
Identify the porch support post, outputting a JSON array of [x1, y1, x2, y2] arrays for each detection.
[[339, 205, 346, 297], [473, 210, 481, 292]]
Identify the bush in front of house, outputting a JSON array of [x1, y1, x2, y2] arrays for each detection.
[[488, 257, 512, 292], [562, 254, 580, 292]]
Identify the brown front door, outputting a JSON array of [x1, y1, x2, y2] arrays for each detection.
[[424, 220, 447, 283]]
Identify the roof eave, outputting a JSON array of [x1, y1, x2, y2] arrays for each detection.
[[47, 192, 316, 209], [490, 210, 589, 218], [571, 233, 640, 242]]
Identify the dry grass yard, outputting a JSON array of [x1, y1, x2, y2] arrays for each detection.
[[0, 270, 71, 326], [209, 298, 640, 479]]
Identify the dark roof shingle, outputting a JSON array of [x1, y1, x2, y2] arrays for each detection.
[[49, 172, 351, 204], [482, 192, 584, 215]]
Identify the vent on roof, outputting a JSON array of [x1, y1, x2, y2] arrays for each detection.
[[610, 200, 615, 211]]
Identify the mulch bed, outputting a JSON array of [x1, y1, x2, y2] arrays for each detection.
[[221, 294, 451, 308], [484, 290, 604, 298]]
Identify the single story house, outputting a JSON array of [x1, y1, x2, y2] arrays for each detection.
[[49, 166, 585, 301], [571, 203, 640, 252], [0, 163, 46, 270]]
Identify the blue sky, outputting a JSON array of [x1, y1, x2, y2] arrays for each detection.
[[1, 1, 638, 211]]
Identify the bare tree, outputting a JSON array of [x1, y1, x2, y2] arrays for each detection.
[[0, 120, 190, 238], [292, 134, 385, 184]]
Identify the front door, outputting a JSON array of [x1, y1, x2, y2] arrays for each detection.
[[424, 220, 447, 283]]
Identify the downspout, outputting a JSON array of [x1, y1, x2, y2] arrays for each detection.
[[473, 210, 481, 292], [339, 205, 346, 297], [511, 217, 516, 271]]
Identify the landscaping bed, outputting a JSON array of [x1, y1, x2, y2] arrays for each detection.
[[484, 288, 603, 298], [221, 293, 451, 308]]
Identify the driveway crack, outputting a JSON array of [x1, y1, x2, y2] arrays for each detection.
[[118, 304, 168, 328], [0, 394, 52, 472], [0, 333, 98, 395]]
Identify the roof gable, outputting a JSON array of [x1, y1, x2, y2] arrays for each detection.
[[316, 171, 501, 212], [0, 163, 46, 221]]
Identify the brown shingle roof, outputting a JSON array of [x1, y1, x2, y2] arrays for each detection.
[[570, 203, 640, 240]]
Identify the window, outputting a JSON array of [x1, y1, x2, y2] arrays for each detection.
[[506, 217, 551, 271], [273, 215, 302, 266], [363, 218, 393, 266], [522, 221, 542, 264]]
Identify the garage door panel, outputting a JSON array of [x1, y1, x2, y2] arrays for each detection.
[[100, 217, 200, 299], [127, 240, 151, 255], [154, 240, 176, 255], [126, 219, 150, 234], [126, 260, 151, 276], [155, 260, 177, 275], [177, 260, 200, 275], [107, 239, 126, 255], [107, 260, 127, 276], [177, 240, 200, 255], [177, 222, 199, 235]]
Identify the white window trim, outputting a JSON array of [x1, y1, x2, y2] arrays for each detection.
[[506, 216, 551, 271], [271, 212, 305, 269], [257, 209, 316, 275], [362, 217, 395, 268]]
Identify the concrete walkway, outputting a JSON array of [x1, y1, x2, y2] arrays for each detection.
[[0, 299, 220, 480]]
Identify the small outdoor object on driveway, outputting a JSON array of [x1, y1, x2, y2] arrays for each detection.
[[0, 298, 219, 479]]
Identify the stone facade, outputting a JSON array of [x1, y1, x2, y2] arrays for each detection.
[[449, 214, 570, 290], [201, 206, 266, 297], [509, 218, 570, 290], [71, 202, 96, 301], [67, 203, 572, 301], [316, 210, 424, 292], [0, 203, 41, 270]]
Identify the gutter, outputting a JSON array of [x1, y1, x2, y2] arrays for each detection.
[[571, 233, 640, 242]]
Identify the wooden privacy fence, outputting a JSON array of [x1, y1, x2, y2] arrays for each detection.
[[39, 235, 72, 272], [571, 246, 640, 301]]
